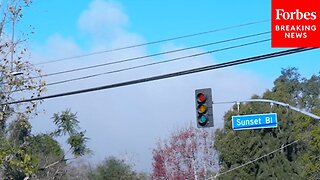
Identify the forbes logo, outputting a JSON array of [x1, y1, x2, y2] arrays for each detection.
[[275, 9, 317, 20], [272, 0, 320, 47]]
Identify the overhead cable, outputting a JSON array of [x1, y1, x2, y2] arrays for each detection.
[[35, 31, 270, 79], [214, 140, 300, 178], [45, 39, 270, 87], [34, 20, 270, 65], [4, 47, 316, 105]]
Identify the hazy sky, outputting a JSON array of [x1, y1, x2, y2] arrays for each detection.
[[16, 0, 320, 172]]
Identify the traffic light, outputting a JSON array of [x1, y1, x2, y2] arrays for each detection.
[[195, 88, 213, 128]]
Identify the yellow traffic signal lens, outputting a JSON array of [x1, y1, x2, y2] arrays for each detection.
[[198, 105, 207, 114]]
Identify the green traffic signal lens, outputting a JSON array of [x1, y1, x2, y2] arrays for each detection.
[[198, 115, 208, 126]]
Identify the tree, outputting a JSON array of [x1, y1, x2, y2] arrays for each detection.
[[65, 158, 93, 180], [214, 68, 320, 179], [87, 156, 147, 180], [295, 73, 320, 179], [26, 134, 66, 179], [1, 1, 46, 179], [0, 109, 90, 179], [0, 1, 90, 179], [33, 109, 90, 179], [151, 126, 218, 179]]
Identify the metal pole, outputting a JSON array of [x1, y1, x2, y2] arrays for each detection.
[[213, 99, 320, 120]]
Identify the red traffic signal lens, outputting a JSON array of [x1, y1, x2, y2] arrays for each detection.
[[197, 93, 206, 103]]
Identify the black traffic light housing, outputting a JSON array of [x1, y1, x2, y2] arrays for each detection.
[[195, 88, 213, 128]]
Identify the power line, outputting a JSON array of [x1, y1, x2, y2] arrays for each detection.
[[35, 31, 270, 79], [45, 39, 270, 87], [3, 47, 316, 105], [34, 20, 269, 65], [9, 38, 269, 93], [214, 140, 300, 178]]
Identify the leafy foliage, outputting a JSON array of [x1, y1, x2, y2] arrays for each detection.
[[52, 109, 80, 136], [27, 134, 66, 179], [0, 0, 45, 177], [0, 109, 90, 179], [88, 156, 146, 180], [0, 1, 91, 179], [67, 131, 90, 157], [52, 109, 90, 157], [214, 68, 320, 179]]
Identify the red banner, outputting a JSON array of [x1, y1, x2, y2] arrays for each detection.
[[272, 0, 320, 47]]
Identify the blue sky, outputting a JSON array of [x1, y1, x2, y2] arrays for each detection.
[[17, 0, 319, 172], [23, 0, 319, 79]]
